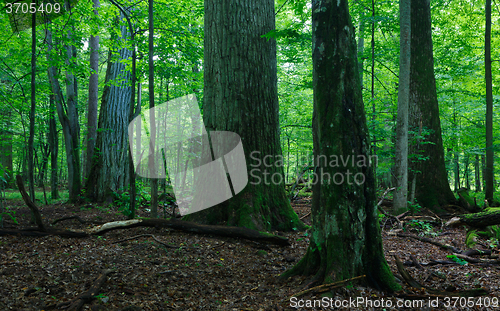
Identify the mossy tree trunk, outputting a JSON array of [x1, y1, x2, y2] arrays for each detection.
[[281, 0, 400, 291], [187, 0, 303, 231], [408, 0, 456, 211]]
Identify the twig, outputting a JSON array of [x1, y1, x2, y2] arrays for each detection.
[[112, 234, 177, 248], [377, 187, 401, 229], [299, 212, 311, 220], [290, 275, 365, 298], [397, 232, 462, 254]]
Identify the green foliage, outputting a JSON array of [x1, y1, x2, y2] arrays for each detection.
[[446, 254, 468, 265], [114, 191, 131, 217], [407, 219, 435, 236], [407, 200, 422, 215]]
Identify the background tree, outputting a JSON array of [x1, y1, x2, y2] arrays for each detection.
[[408, 0, 456, 211], [189, 0, 303, 231], [281, 0, 400, 291], [393, 0, 411, 210], [485, 0, 494, 204]]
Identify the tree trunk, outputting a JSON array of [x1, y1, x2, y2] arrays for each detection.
[[475, 154, 481, 192], [148, 0, 158, 219], [393, 0, 411, 211], [0, 112, 13, 187], [46, 29, 81, 203], [86, 12, 132, 202], [84, 0, 100, 180], [407, 0, 456, 211], [48, 95, 59, 199], [281, 0, 400, 291], [28, 12, 37, 203], [485, 0, 494, 204], [188, 0, 303, 231]]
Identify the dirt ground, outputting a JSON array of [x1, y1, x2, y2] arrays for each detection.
[[1, 196, 499, 310]]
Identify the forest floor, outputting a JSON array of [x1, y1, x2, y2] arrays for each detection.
[[1, 195, 500, 310]]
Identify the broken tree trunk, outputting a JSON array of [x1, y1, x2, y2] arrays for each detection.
[[457, 188, 482, 213]]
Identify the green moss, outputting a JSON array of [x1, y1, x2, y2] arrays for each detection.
[[256, 250, 267, 256], [466, 230, 478, 248]]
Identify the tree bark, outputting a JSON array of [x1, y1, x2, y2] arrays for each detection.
[[86, 12, 132, 202], [281, 0, 400, 291], [485, 0, 494, 204], [188, 0, 303, 231], [28, 12, 37, 203], [46, 29, 82, 203], [84, 0, 100, 180], [408, 0, 457, 211], [48, 95, 59, 199], [149, 0, 158, 218], [393, 0, 411, 211]]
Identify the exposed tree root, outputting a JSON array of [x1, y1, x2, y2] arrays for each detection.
[[290, 275, 365, 298], [394, 255, 488, 297]]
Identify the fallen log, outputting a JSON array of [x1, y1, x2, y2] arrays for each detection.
[[457, 188, 482, 213], [88, 218, 290, 246], [446, 208, 500, 228]]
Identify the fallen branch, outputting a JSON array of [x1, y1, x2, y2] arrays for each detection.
[[299, 212, 311, 220], [67, 269, 114, 311], [89, 218, 290, 246], [397, 232, 462, 254], [112, 234, 178, 248], [290, 275, 365, 298], [395, 255, 488, 297], [453, 253, 500, 265], [377, 188, 402, 229]]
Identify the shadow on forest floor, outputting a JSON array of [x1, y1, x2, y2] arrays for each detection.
[[0, 195, 498, 310]]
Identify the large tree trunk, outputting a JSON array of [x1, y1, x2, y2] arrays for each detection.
[[188, 0, 303, 231], [408, 0, 456, 211], [393, 0, 411, 211], [485, 0, 494, 204], [281, 0, 400, 291], [86, 12, 132, 202], [84, 0, 100, 180], [46, 29, 82, 203]]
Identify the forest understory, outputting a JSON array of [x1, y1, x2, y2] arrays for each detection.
[[0, 195, 499, 311]]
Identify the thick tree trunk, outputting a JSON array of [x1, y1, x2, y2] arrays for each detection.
[[84, 0, 100, 180], [408, 0, 456, 211], [46, 29, 81, 202], [393, 0, 411, 211], [86, 12, 132, 202], [281, 0, 400, 291], [485, 0, 494, 204], [187, 0, 303, 231]]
